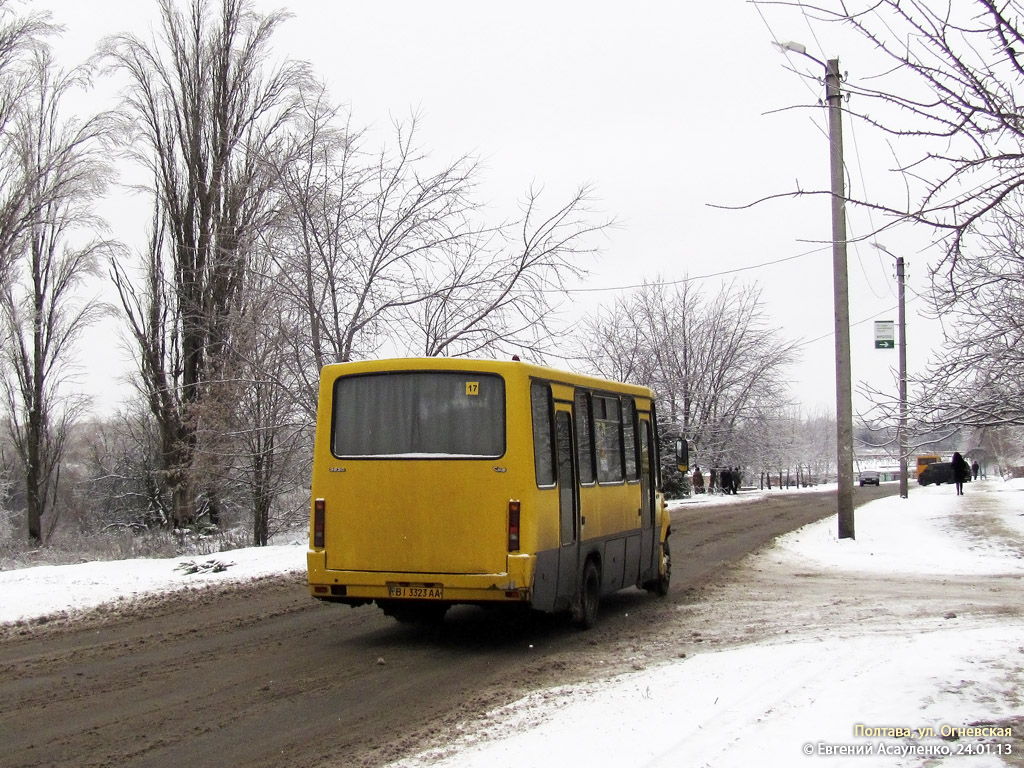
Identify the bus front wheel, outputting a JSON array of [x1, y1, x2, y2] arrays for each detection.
[[643, 536, 671, 596], [572, 560, 601, 629], [656, 538, 671, 597]]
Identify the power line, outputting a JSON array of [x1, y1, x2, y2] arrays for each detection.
[[564, 245, 829, 294], [796, 286, 926, 350]]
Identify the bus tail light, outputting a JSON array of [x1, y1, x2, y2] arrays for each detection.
[[508, 500, 520, 552], [313, 498, 325, 548]]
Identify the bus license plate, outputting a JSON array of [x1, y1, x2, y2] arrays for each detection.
[[387, 584, 443, 599]]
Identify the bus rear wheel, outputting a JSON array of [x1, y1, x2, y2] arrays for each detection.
[[572, 560, 601, 629]]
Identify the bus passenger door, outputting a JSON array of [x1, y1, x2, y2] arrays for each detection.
[[554, 410, 579, 601], [639, 418, 656, 575]]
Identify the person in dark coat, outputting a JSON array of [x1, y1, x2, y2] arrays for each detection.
[[731, 466, 741, 494], [693, 466, 705, 494], [951, 451, 969, 496], [971, 460, 980, 481], [719, 467, 732, 496]]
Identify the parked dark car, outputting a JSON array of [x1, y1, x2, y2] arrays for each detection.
[[918, 461, 971, 486], [858, 470, 880, 486]]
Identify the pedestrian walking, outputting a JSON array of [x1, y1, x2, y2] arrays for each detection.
[[720, 467, 732, 496], [952, 452, 969, 496], [971, 460, 979, 481], [693, 466, 705, 494]]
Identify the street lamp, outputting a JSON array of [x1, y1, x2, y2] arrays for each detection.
[[873, 243, 909, 499], [775, 40, 855, 539]]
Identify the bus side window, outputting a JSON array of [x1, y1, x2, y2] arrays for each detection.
[[622, 397, 638, 481], [595, 395, 623, 483], [574, 389, 595, 484], [531, 382, 555, 487]]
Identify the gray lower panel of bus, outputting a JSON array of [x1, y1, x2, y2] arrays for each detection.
[[532, 529, 654, 613]]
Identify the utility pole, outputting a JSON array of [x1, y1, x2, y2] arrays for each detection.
[[874, 242, 909, 500], [827, 58, 855, 539], [897, 255, 908, 498], [775, 44, 855, 538]]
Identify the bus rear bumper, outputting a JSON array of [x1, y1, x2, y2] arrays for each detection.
[[307, 551, 534, 605]]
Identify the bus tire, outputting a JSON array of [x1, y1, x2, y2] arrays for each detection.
[[573, 559, 601, 629], [655, 538, 671, 597]]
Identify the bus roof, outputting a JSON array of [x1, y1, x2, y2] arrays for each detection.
[[319, 357, 656, 398]]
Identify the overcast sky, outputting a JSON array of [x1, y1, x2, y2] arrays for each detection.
[[35, 0, 943, 416]]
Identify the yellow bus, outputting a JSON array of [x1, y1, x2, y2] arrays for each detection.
[[307, 357, 671, 628]]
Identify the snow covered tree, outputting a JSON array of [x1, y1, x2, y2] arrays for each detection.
[[0, 1, 53, 287], [580, 278, 799, 472], [764, 1, 1024, 433], [225, 231, 310, 546], [267, 88, 604, 424], [0, 46, 113, 544], [103, 0, 309, 528]]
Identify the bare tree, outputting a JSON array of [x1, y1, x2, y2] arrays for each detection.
[[0, 2, 55, 285], [969, 424, 1024, 476], [269, 93, 603, 423], [228, 258, 309, 546], [403, 183, 599, 359], [757, 2, 1024, 250], [267, 103, 481, 419], [916, 202, 1024, 426], [0, 46, 113, 544], [103, 0, 309, 528], [82, 406, 171, 531], [760, 1, 1024, 436], [581, 278, 799, 470], [0, 422, 15, 537]]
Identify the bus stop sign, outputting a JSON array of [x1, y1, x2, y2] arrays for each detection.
[[874, 320, 895, 349]]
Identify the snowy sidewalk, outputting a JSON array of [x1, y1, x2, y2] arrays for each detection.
[[387, 479, 1024, 768]]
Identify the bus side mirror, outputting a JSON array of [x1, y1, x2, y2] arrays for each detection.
[[675, 438, 689, 473]]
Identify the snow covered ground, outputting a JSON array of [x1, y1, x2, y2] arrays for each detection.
[[0, 541, 306, 626], [386, 480, 1024, 768], [2, 480, 1023, 767]]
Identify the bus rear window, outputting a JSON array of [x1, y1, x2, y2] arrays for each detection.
[[332, 371, 505, 458]]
